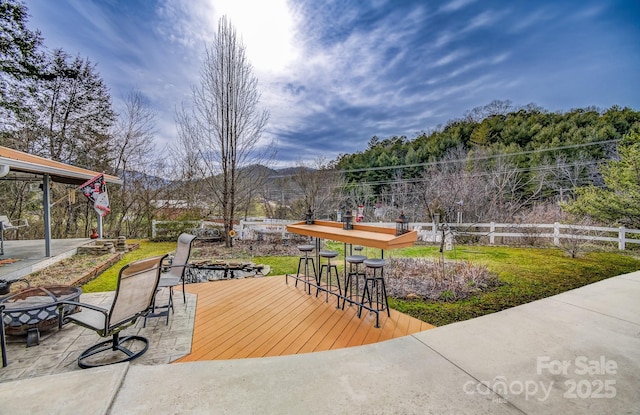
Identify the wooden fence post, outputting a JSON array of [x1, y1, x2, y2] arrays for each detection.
[[490, 222, 495, 245], [553, 222, 560, 246], [619, 226, 626, 250]]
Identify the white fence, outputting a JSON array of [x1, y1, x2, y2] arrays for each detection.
[[237, 219, 291, 240], [423, 222, 640, 250], [153, 219, 640, 250]]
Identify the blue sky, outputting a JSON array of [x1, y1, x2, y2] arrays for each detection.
[[25, 0, 640, 167]]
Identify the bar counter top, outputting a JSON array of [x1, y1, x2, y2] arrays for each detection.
[[286, 220, 417, 250]]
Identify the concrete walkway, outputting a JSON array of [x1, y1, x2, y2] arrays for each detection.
[[1, 271, 638, 414], [0, 239, 92, 281]]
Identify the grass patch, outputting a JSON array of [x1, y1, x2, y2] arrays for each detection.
[[82, 242, 300, 292], [387, 245, 640, 326], [82, 240, 176, 292], [252, 255, 299, 276]]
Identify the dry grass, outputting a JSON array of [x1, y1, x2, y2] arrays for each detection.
[[385, 257, 500, 301], [190, 238, 302, 260], [19, 253, 117, 289]]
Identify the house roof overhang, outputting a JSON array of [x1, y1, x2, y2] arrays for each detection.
[[0, 146, 122, 186]]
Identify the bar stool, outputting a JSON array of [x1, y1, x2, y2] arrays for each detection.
[[342, 254, 367, 309], [358, 258, 390, 327], [317, 250, 341, 307], [295, 244, 316, 294]]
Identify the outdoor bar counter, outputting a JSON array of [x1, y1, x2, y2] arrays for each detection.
[[285, 220, 418, 250], [286, 220, 418, 327]]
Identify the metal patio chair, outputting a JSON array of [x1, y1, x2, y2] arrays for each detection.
[[145, 233, 196, 325], [58, 254, 167, 369], [0, 215, 29, 255]]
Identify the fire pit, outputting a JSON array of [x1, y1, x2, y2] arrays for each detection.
[[0, 284, 82, 346]]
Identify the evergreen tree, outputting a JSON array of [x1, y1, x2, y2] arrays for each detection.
[[564, 131, 640, 227]]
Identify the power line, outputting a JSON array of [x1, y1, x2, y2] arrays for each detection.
[[266, 139, 619, 180], [266, 139, 618, 195], [339, 139, 620, 174], [336, 159, 606, 188]]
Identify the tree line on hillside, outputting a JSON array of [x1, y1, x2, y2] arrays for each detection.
[[331, 101, 640, 227]]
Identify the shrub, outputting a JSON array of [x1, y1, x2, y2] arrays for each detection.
[[384, 257, 500, 301], [152, 221, 223, 242]]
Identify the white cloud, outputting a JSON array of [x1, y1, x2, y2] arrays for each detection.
[[572, 5, 606, 20], [464, 11, 500, 32], [509, 9, 553, 33], [434, 31, 457, 48], [433, 50, 469, 67], [439, 0, 478, 13]]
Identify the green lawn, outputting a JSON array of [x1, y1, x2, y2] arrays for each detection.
[[82, 240, 176, 292], [388, 245, 640, 326], [82, 240, 640, 327]]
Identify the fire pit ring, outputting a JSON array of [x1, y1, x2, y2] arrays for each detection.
[[0, 284, 82, 345]]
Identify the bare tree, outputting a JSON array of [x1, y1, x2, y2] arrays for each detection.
[[110, 90, 157, 236], [537, 153, 599, 203], [171, 106, 208, 217], [176, 16, 271, 246], [289, 157, 344, 220], [416, 146, 483, 223], [412, 145, 549, 224]]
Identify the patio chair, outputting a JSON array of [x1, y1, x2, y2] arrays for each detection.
[[0, 215, 29, 256], [58, 254, 167, 369], [145, 233, 196, 326]]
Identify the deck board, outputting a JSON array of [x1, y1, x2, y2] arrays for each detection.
[[175, 275, 435, 363]]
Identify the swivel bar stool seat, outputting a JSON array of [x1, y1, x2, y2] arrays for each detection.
[[295, 244, 316, 294], [358, 258, 390, 328], [317, 250, 341, 308], [342, 255, 367, 309]]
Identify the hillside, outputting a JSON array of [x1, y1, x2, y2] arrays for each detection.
[[335, 104, 638, 189]]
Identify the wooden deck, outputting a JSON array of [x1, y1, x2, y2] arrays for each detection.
[[175, 275, 434, 363]]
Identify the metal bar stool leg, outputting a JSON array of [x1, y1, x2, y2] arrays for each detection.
[[1, 305, 7, 367], [295, 257, 305, 287], [316, 264, 327, 297], [296, 245, 316, 294], [330, 261, 341, 308], [305, 257, 315, 295], [358, 276, 373, 318]]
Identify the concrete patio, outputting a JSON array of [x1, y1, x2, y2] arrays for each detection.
[[0, 269, 638, 414], [0, 238, 93, 281], [0, 289, 196, 383]]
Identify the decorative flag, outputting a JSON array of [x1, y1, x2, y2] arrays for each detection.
[[357, 204, 365, 222], [79, 174, 111, 217]]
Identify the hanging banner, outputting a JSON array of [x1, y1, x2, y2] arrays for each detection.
[[79, 174, 111, 217]]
